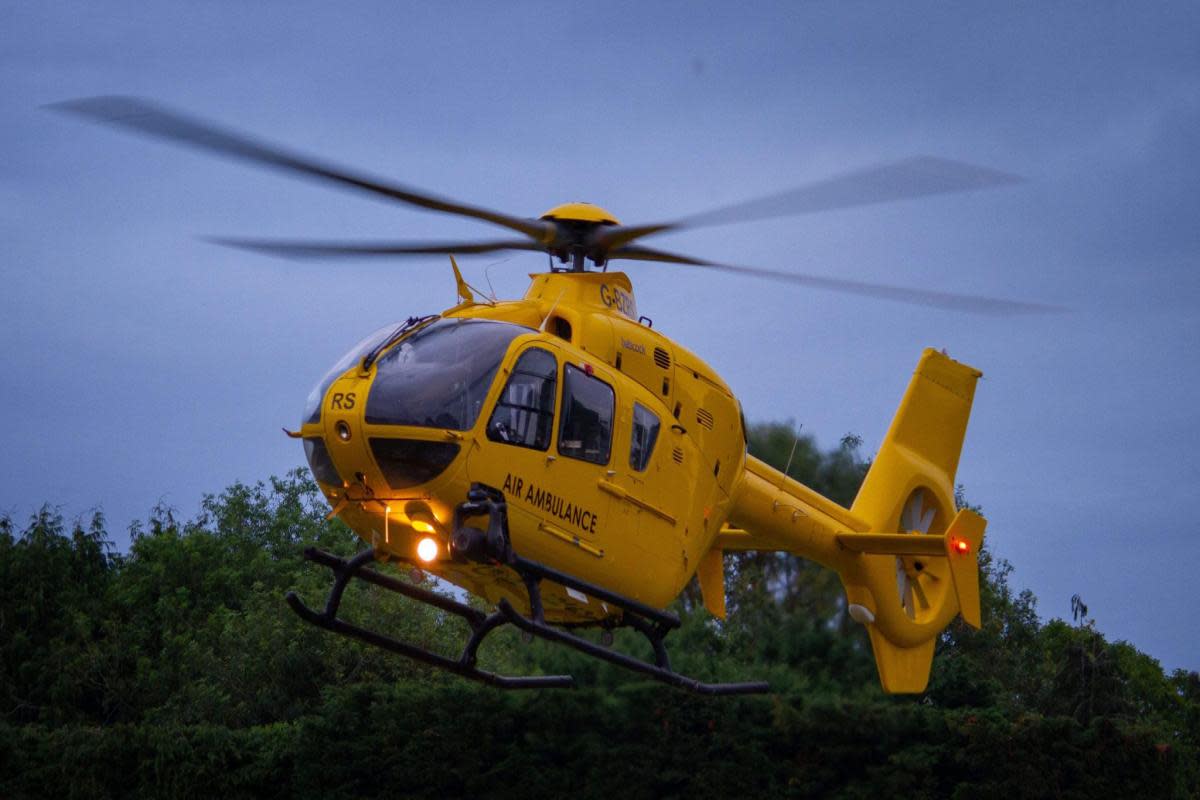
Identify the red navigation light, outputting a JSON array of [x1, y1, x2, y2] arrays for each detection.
[[583, 362, 594, 376], [953, 538, 970, 555]]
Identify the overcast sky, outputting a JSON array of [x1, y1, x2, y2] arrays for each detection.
[[3, 2, 1198, 671]]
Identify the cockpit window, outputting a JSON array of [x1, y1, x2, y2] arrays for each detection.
[[488, 347, 558, 450], [370, 438, 461, 490], [558, 365, 614, 465], [302, 321, 423, 424], [366, 318, 529, 431]]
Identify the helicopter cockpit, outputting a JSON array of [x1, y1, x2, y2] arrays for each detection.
[[365, 318, 525, 430], [303, 317, 537, 493], [302, 313, 633, 496]]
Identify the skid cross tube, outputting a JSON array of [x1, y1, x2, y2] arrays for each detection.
[[498, 599, 769, 695], [509, 553, 681, 631], [286, 547, 574, 690], [496, 561, 770, 696]]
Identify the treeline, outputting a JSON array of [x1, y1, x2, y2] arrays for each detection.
[[0, 423, 1197, 798]]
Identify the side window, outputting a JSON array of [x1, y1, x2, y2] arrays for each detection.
[[487, 348, 557, 450], [558, 365, 614, 465], [629, 403, 660, 471]]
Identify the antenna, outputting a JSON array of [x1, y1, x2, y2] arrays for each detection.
[[780, 424, 803, 487], [539, 288, 567, 333], [772, 424, 807, 520], [484, 258, 511, 303]]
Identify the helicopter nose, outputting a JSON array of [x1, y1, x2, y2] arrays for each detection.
[[301, 357, 464, 495], [300, 358, 368, 491]]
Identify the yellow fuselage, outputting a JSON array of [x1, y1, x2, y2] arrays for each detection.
[[300, 271, 746, 622]]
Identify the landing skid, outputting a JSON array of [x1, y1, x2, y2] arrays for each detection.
[[286, 548, 572, 689], [287, 485, 770, 696]]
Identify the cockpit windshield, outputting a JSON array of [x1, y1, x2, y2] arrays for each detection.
[[303, 321, 407, 424], [366, 318, 529, 431]]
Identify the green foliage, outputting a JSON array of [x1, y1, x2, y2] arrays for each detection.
[[0, 691, 1190, 799], [0, 440, 1197, 797]]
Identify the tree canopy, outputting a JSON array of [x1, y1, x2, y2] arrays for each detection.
[[1, 423, 1196, 798]]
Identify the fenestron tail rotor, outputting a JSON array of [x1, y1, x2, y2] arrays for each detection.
[[896, 489, 945, 621], [51, 95, 1059, 315]]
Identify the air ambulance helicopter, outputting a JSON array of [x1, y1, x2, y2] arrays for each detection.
[[55, 97, 1054, 695]]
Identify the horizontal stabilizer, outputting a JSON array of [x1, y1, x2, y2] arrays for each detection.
[[835, 506, 985, 630], [835, 531, 947, 556]]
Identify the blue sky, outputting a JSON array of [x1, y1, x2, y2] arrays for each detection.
[[3, 2, 1198, 671]]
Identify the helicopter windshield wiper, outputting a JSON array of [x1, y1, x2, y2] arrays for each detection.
[[362, 314, 439, 370]]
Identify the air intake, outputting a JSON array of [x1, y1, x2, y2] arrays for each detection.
[[696, 408, 714, 430], [653, 347, 671, 370]]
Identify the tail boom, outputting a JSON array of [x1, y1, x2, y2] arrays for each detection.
[[721, 349, 987, 693]]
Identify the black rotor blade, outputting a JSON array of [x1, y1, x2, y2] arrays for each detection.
[[609, 245, 1062, 316], [49, 96, 551, 241], [205, 236, 543, 260], [594, 156, 1024, 251]]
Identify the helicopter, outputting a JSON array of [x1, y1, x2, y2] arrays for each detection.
[[54, 97, 1053, 695]]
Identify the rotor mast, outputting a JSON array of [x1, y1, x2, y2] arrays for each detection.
[[538, 202, 621, 273]]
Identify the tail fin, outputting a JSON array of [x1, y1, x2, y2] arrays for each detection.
[[724, 348, 987, 693], [840, 348, 985, 692]]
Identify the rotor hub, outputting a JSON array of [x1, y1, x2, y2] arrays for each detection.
[[538, 204, 623, 271], [538, 202, 621, 226]]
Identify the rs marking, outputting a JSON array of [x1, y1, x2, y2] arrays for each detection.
[[330, 392, 356, 410]]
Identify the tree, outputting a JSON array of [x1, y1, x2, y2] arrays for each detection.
[[2, 442, 1197, 799]]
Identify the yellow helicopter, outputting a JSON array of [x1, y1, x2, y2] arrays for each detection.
[[55, 97, 1053, 695]]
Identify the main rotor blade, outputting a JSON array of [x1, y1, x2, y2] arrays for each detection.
[[594, 156, 1023, 250], [205, 236, 542, 260], [609, 245, 1062, 316], [49, 96, 551, 241]]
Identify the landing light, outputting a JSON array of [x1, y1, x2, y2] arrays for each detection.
[[416, 537, 439, 562]]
